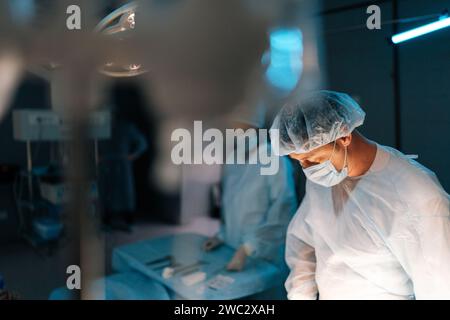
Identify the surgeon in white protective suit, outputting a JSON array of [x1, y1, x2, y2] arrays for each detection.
[[270, 90, 450, 300]]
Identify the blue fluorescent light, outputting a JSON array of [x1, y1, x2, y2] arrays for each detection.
[[265, 28, 303, 92], [392, 16, 450, 44]]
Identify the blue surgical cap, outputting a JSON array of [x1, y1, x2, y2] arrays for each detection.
[[270, 90, 366, 155]]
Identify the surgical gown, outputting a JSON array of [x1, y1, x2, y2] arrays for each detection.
[[99, 121, 148, 213], [285, 144, 450, 300], [218, 140, 298, 265]]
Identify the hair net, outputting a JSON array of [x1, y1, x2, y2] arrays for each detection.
[[270, 90, 365, 155]]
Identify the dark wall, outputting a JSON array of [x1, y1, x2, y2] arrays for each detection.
[[398, 0, 450, 192], [322, 0, 450, 191]]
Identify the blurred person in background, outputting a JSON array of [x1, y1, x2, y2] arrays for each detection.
[[99, 85, 148, 232], [203, 104, 298, 298]]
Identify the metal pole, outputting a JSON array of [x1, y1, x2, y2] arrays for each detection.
[[94, 139, 99, 177], [26, 140, 33, 200]]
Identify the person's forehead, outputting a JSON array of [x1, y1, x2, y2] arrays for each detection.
[[292, 144, 332, 159]]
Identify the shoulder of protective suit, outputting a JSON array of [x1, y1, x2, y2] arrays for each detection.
[[380, 145, 448, 206]]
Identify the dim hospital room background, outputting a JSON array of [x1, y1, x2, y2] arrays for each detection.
[[0, 0, 449, 299]]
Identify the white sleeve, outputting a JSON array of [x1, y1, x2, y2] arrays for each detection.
[[285, 195, 318, 300], [242, 157, 298, 260], [393, 194, 450, 300], [216, 224, 225, 242]]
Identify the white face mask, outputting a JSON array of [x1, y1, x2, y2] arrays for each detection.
[[302, 141, 348, 187]]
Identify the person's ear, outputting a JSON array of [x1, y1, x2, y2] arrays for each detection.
[[337, 134, 352, 147]]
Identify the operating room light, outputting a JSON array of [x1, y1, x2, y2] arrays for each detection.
[[391, 15, 450, 44], [128, 64, 141, 71], [7, 0, 35, 25], [127, 13, 136, 29], [265, 28, 303, 92], [95, 2, 147, 77]]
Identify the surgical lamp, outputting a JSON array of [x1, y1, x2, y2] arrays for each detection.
[[95, 1, 148, 77]]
